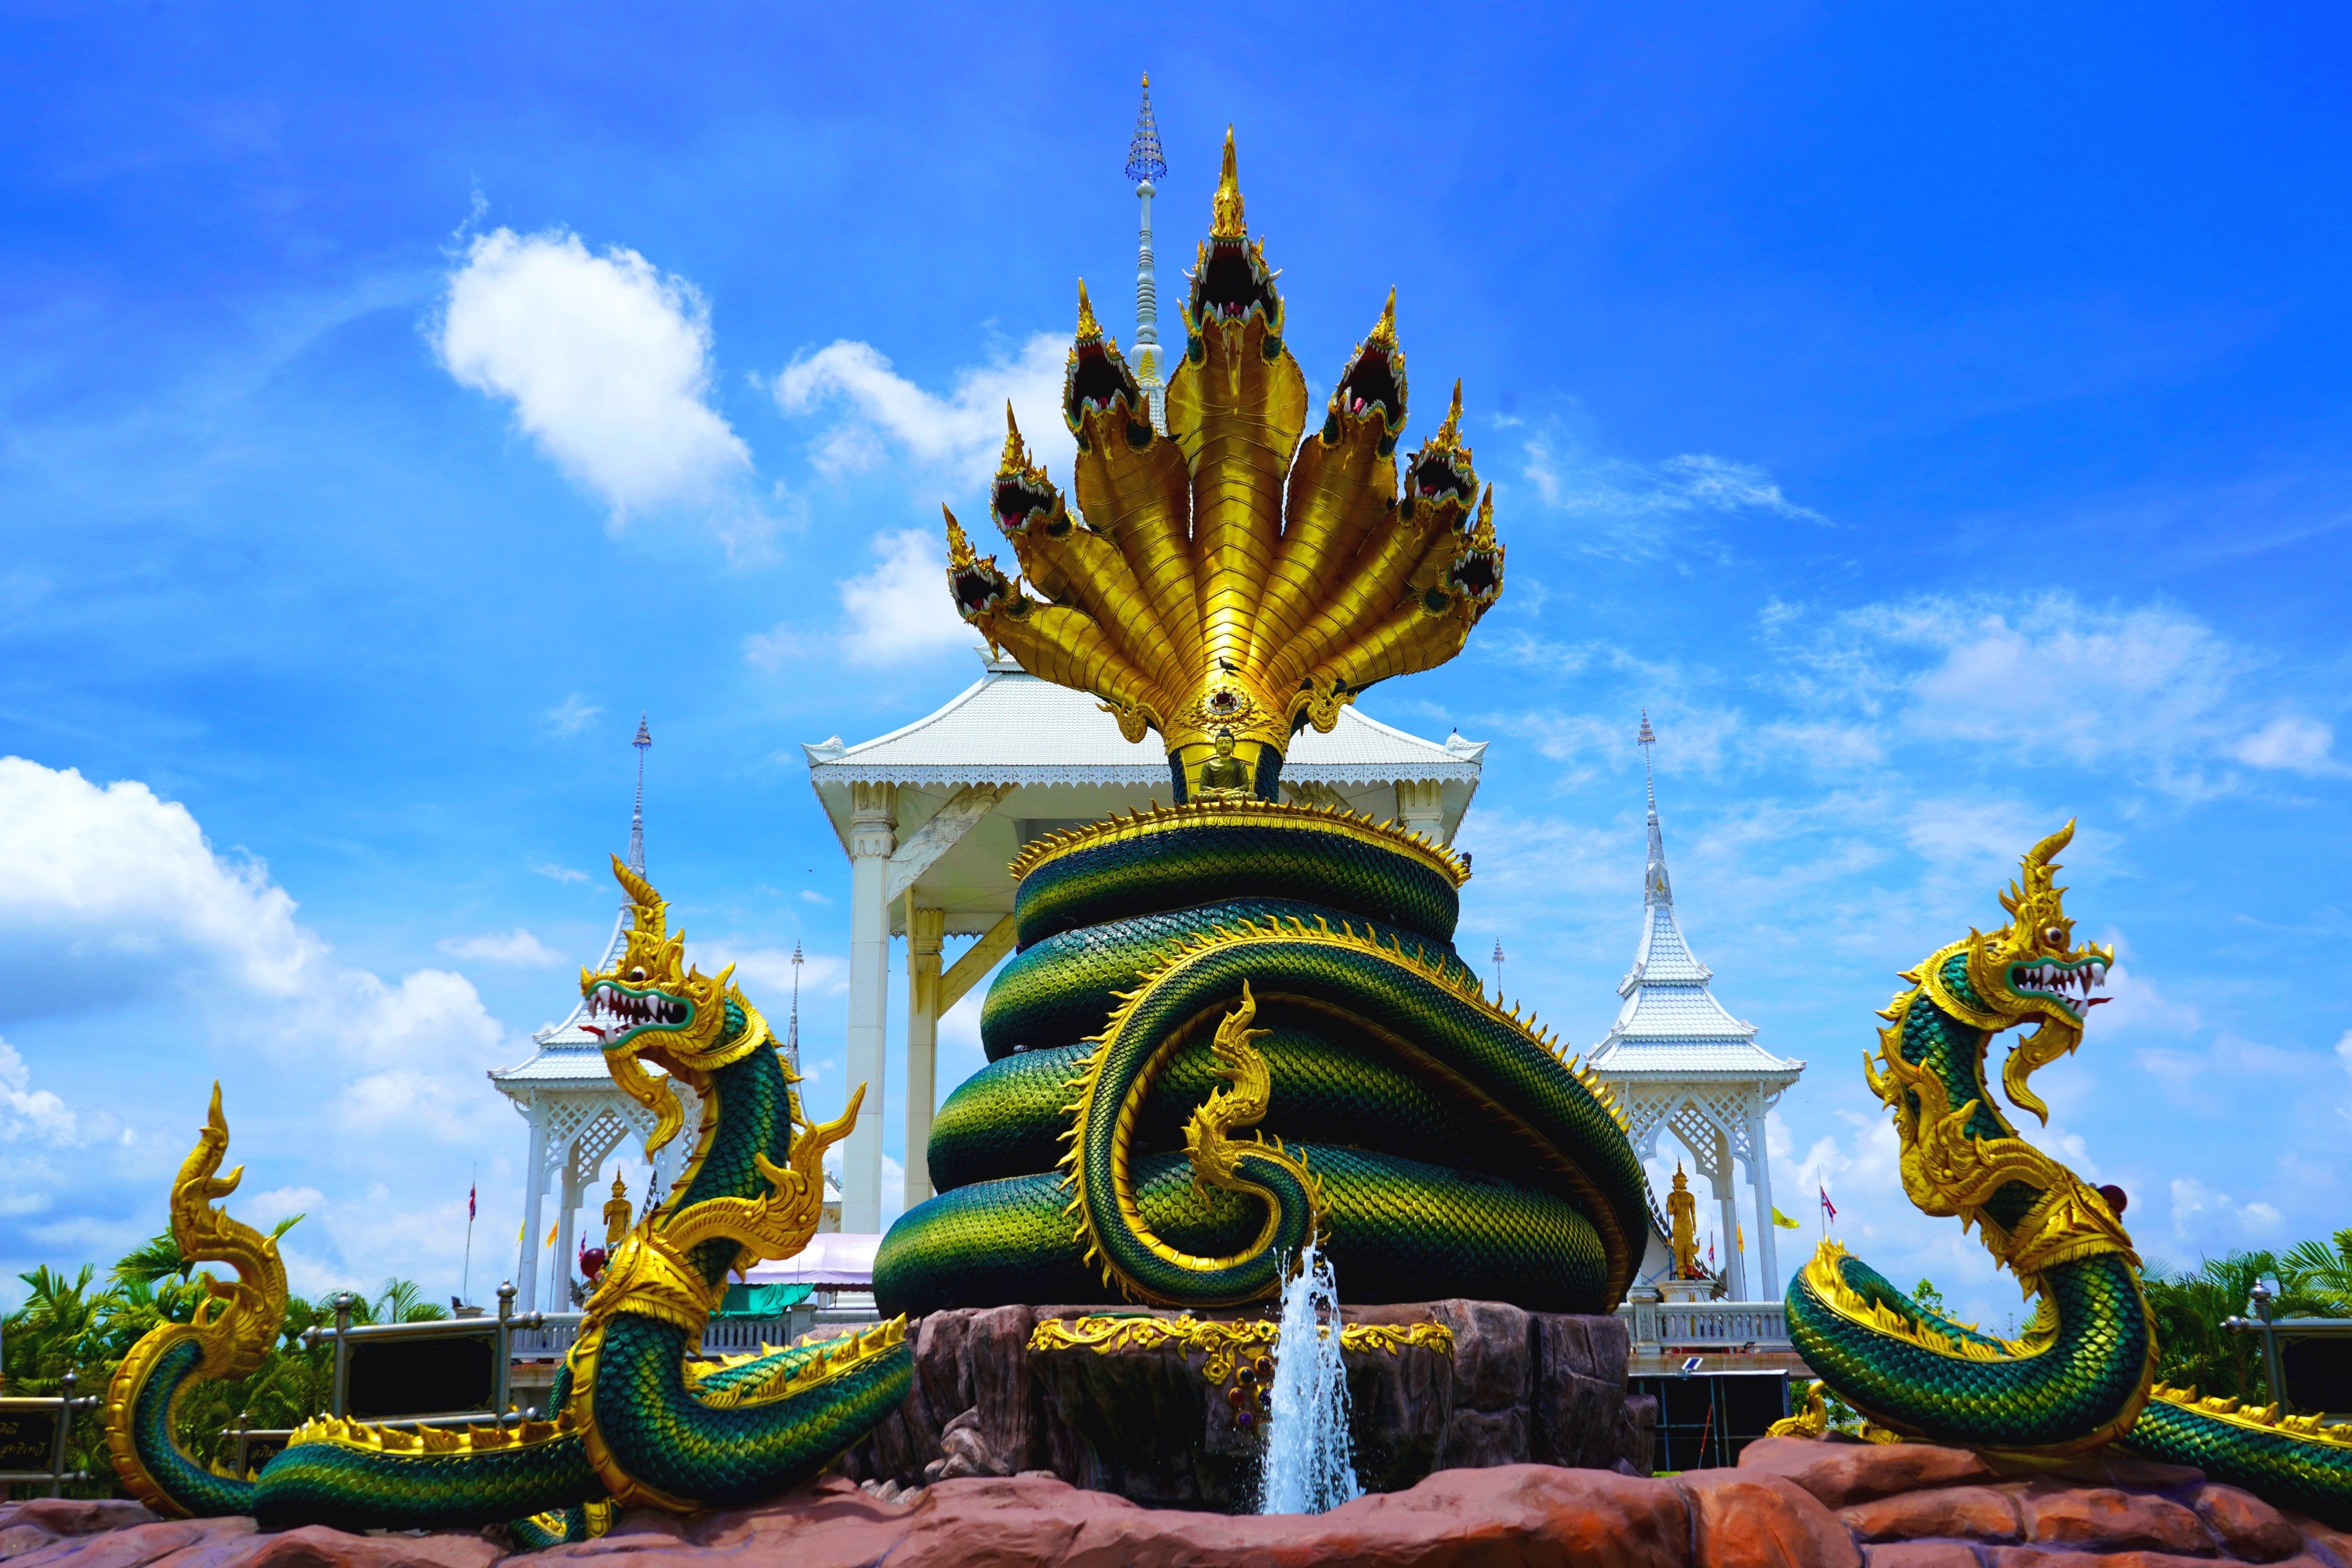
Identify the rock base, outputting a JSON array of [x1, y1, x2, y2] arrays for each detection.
[[835, 1299, 1653, 1508], [11, 1439, 2352, 1567]]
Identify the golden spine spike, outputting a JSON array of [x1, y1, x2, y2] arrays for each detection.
[[1075, 278, 1104, 342]]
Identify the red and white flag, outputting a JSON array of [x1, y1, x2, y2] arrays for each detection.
[[1820, 1185, 1838, 1222]]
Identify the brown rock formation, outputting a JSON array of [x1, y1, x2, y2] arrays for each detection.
[[839, 1299, 1646, 1508]]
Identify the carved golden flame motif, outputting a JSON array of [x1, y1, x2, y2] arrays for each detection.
[[944, 128, 1504, 802]]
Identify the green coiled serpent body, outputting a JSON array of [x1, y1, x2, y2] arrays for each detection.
[[125, 1022, 910, 1531], [875, 805, 1648, 1315], [1794, 948, 2352, 1526]]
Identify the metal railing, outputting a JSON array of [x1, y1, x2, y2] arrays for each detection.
[[0, 1370, 96, 1497], [2226, 1282, 2352, 1418], [1619, 1296, 1791, 1351]]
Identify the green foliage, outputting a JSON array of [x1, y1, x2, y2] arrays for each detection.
[[2139, 1249, 2330, 1406], [1911, 1278, 1948, 1315], [1, 1232, 439, 1497], [2277, 1229, 2352, 1316]]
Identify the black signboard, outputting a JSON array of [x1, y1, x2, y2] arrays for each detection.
[[0, 1405, 59, 1475], [2283, 1337, 2352, 1416], [1632, 1372, 1790, 1471], [237, 1433, 290, 1476], [345, 1333, 497, 1421]]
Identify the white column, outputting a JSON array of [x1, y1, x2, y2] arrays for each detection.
[[903, 905, 945, 1212], [1749, 1092, 1782, 1302], [1713, 1124, 1743, 1299], [1395, 779, 1446, 842], [517, 1103, 549, 1313], [843, 782, 897, 1234], [550, 1160, 583, 1310]]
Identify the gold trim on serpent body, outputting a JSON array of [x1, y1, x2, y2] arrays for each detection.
[[1006, 798, 1470, 888], [1052, 917, 1633, 1306], [2143, 1382, 2352, 1449]]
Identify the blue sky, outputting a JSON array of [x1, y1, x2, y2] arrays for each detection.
[[3, 5, 2347, 1330]]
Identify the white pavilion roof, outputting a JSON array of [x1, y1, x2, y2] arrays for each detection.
[[803, 652, 1486, 936], [803, 655, 1485, 789], [1588, 775, 1802, 1086]]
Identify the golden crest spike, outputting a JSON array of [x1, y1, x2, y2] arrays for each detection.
[[1436, 379, 1464, 445], [999, 400, 1027, 474], [1211, 125, 1246, 238], [1471, 485, 1497, 549], [943, 505, 976, 569], [1075, 279, 1102, 342], [1367, 287, 1398, 350]]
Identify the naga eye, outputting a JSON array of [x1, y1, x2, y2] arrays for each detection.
[[2042, 926, 2064, 945], [628, 967, 646, 982]]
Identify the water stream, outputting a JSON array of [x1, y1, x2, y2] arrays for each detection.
[[1256, 1239, 1363, 1515]]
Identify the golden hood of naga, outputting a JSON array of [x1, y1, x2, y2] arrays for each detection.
[[944, 129, 1503, 804]]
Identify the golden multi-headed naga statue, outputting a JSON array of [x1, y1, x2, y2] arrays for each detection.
[[943, 128, 1504, 802]]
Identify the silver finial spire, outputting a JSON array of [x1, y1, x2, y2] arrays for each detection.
[[783, 941, 804, 1075], [1637, 710, 1670, 907], [627, 713, 651, 874], [1127, 74, 1168, 434]]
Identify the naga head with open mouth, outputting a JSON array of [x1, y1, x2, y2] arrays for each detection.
[[1400, 381, 1480, 533], [1063, 281, 1154, 453], [1438, 488, 1505, 619], [581, 858, 753, 1153], [1184, 128, 1284, 360], [1920, 822, 2116, 1123], [1316, 289, 1407, 456]]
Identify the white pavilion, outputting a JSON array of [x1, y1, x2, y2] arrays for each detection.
[[1589, 717, 1803, 1300], [804, 651, 1486, 1233]]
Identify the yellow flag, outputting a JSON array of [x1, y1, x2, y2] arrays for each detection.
[[545, 1221, 560, 1248], [1772, 1205, 1802, 1229], [517, 1221, 526, 1243], [1737, 1222, 1745, 1254]]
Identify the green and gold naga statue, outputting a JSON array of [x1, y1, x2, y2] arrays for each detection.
[[106, 862, 911, 1535], [876, 129, 1650, 1318], [1779, 825, 2352, 1526]]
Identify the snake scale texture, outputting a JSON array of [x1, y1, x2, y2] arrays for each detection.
[[1780, 825, 2352, 1527], [874, 804, 1651, 1316], [105, 862, 912, 1534]]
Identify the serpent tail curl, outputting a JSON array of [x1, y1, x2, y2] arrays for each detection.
[[876, 803, 1649, 1316]]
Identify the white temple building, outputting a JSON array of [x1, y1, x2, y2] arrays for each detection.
[[805, 651, 1486, 1234], [1590, 716, 1803, 1300], [489, 716, 836, 1312]]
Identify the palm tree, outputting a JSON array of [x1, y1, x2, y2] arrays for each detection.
[[2140, 1250, 2331, 1405], [2278, 1229, 2352, 1317]]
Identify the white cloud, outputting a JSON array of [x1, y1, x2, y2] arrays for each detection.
[[1779, 593, 2339, 789], [838, 530, 977, 664], [533, 862, 590, 885], [2338, 1030, 2352, 1078], [439, 929, 563, 967], [0, 1038, 76, 1144], [744, 530, 978, 670], [697, 944, 847, 1001], [2233, 715, 2338, 772], [2168, 1176, 2282, 1248], [544, 693, 601, 737], [437, 227, 751, 520], [1519, 432, 1825, 546], [0, 756, 514, 1121], [771, 334, 1072, 491]]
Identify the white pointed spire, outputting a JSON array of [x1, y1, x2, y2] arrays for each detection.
[[1126, 74, 1168, 434], [1638, 709, 1669, 909], [627, 713, 652, 874]]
